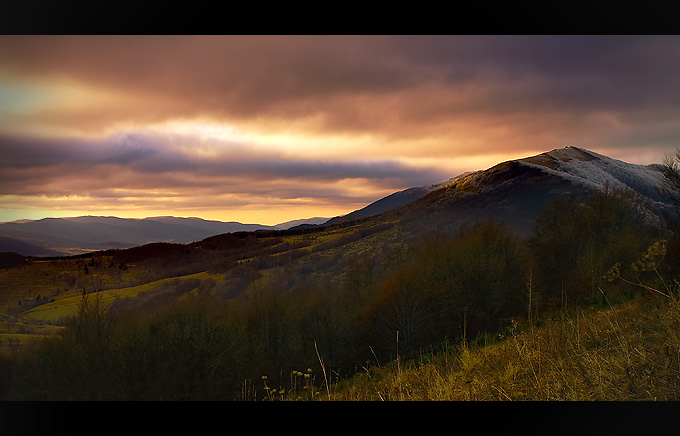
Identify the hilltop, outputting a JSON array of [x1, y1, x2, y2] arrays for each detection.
[[323, 146, 671, 237], [389, 146, 669, 237]]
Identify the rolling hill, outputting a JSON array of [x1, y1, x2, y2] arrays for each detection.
[[0, 216, 324, 256], [75, 145, 674, 299]]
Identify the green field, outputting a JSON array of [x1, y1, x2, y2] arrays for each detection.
[[0, 269, 223, 354], [22, 271, 223, 323]]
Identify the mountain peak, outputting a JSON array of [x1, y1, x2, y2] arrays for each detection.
[[513, 145, 666, 201], [389, 145, 673, 238], [546, 145, 599, 160], [517, 146, 599, 170]]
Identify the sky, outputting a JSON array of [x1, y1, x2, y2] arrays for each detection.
[[0, 35, 679, 225]]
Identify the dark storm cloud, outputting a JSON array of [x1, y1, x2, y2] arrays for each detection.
[[1, 35, 678, 151], [0, 36, 422, 121], [0, 130, 447, 198], [2, 35, 677, 113], [378, 35, 680, 132]]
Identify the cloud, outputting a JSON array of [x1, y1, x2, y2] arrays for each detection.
[[0, 129, 449, 216], [0, 35, 679, 222], [2, 35, 675, 139]]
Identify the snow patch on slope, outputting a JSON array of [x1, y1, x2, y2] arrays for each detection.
[[423, 171, 477, 191], [521, 146, 666, 200]]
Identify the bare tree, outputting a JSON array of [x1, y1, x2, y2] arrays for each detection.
[[660, 149, 680, 279], [662, 149, 680, 227]]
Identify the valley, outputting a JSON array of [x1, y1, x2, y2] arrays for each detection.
[[0, 216, 403, 352]]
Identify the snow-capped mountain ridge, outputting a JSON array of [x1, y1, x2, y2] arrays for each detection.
[[326, 146, 670, 230], [385, 145, 673, 238], [518, 146, 666, 203]]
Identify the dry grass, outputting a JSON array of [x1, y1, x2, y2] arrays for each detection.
[[329, 293, 680, 401]]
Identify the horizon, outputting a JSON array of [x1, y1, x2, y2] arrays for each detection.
[[1, 36, 678, 224], [0, 213, 331, 226], [0, 144, 667, 225]]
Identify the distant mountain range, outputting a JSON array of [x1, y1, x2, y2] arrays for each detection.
[[0, 216, 328, 256], [1, 146, 673, 256]]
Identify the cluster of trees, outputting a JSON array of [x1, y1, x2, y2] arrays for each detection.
[[362, 221, 525, 356], [530, 188, 657, 309], [3, 153, 679, 399]]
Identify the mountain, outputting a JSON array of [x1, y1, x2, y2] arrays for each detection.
[[0, 236, 64, 257], [324, 145, 670, 235], [0, 216, 280, 256], [0, 147, 671, 256], [324, 175, 471, 225], [273, 217, 330, 230], [389, 146, 671, 237], [518, 146, 667, 202], [5, 146, 677, 402]]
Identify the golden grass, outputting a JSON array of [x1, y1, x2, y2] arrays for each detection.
[[328, 294, 680, 401]]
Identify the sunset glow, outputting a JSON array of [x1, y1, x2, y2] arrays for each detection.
[[1, 35, 678, 225]]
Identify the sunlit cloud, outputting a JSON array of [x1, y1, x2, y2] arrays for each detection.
[[0, 126, 448, 224], [0, 35, 679, 224]]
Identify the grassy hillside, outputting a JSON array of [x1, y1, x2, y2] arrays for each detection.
[[0, 218, 399, 354], [327, 292, 680, 401]]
